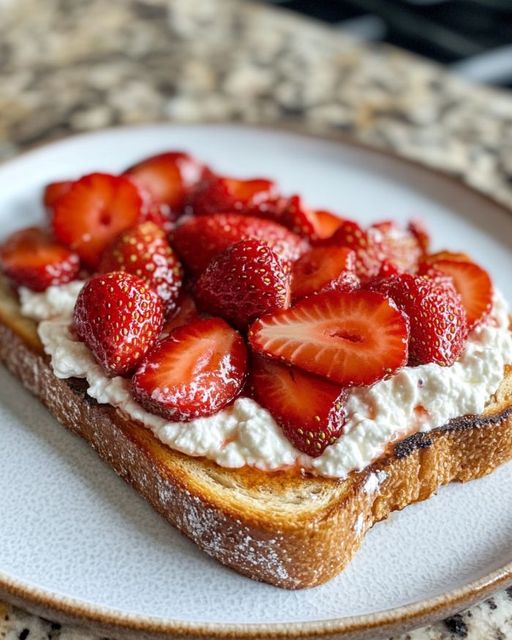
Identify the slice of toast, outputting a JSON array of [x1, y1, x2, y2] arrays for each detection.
[[0, 276, 511, 589]]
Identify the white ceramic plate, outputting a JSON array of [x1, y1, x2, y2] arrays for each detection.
[[0, 124, 512, 640]]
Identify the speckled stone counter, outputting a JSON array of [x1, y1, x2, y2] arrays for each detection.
[[0, 1, 512, 639]]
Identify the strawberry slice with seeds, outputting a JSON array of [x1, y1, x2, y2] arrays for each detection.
[[251, 357, 347, 457], [408, 218, 430, 255], [249, 289, 409, 387], [421, 250, 473, 265], [43, 180, 72, 210], [196, 240, 290, 328], [161, 293, 201, 338], [0, 227, 80, 292], [311, 209, 344, 240], [291, 246, 359, 301], [72, 272, 164, 376], [124, 151, 204, 215], [172, 213, 308, 275], [99, 221, 183, 314], [371, 220, 422, 272], [52, 173, 143, 269], [131, 317, 247, 421], [278, 195, 318, 238], [420, 259, 493, 330]]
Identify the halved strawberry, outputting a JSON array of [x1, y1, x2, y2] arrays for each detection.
[[124, 151, 204, 215], [190, 173, 278, 217], [43, 180, 72, 209], [172, 213, 308, 275], [52, 173, 143, 269], [99, 222, 183, 314], [196, 240, 290, 328], [251, 357, 347, 457], [320, 219, 384, 281], [291, 246, 359, 301], [249, 290, 409, 386], [421, 250, 473, 265], [372, 220, 422, 272], [311, 209, 344, 239], [420, 259, 493, 330], [408, 218, 430, 255], [161, 293, 201, 338], [131, 318, 247, 421], [72, 272, 164, 376], [373, 273, 468, 366], [0, 227, 80, 292], [278, 195, 318, 238]]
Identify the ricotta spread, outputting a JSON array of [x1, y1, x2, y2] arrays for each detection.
[[20, 282, 512, 479]]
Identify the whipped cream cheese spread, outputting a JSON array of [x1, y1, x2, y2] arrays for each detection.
[[20, 282, 512, 479]]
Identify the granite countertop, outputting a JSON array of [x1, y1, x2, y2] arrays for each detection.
[[0, 0, 512, 638]]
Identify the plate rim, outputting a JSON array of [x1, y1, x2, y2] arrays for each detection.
[[1, 121, 511, 639]]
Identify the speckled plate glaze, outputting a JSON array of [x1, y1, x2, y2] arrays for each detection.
[[0, 124, 512, 640]]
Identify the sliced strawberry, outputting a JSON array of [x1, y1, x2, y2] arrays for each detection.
[[408, 218, 430, 255], [251, 357, 347, 457], [161, 293, 201, 338], [0, 227, 80, 292], [249, 290, 409, 386], [124, 151, 204, 215], [421, 250, 473, 265], [51, 173, 143, 269], [43, 180, 72, 209], [374, 273, 468, 366], [172, 213, 309, 275], [278, 195, 318, 238], [190, 173, 278, 217], [320, 220, 384, 281], [72, 272, 164, 376], [291, 246, 359, 301], [131, 318, 247, 421], [372, 220, 422, 272], [99, 221, 183, 314], [311, 209, 344, 239], [420, 259, 493, 330], [196, 240, 290, 328], [373, 259, 400, 280]]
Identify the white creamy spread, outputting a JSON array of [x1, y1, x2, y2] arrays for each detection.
[[20, 282, 512, 479]]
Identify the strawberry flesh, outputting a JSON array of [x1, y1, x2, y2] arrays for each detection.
[[311, 209, 344, 239], [72, 272, 164, 376], [0, 227, 80, 292], [249, 289, 409, 386], [372, 220, 422, 272], [196, 240, 290, 328], [252, 357, 347, 457], [291, 246, 359, 301], [43, 180, 72, 209], [161, 293, 201, 338], [131, 317, 247, 421]]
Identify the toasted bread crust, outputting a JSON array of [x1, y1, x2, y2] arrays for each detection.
[[0, 289, 511, 589]]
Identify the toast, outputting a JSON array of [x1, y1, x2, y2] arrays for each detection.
[[1, 275, 512, 589]]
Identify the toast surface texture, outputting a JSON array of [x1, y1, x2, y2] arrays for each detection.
[[0, 277, 511, 589]]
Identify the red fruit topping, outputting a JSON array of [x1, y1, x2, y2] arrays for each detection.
[[375, 273, 468, 366], [161, 293, 200, 338], [131, 318, 247, 421], [249, 290, 409, 386], [43, 180, 72, 209], [196, 240, 290, 328], [311, 209, 344, 239], [421, 250, 473, 265], [408, 218, 430, 255], [191, 173, 278, 217], [291, 246, 359, 301], [51, 173, 143, 269], [321, 220, 384, 281], [72, 272, 164, 376], [99, 222, 183, 314], [279, 195, 318, 238], [172, 213, 308, 275], [124, 151, 204, 214], [0, 227, 80, 292], [374, 259, 400, 280], [372, 220, 422, 272], [420, 259, 493, 330], [251, 357, 347, 457]]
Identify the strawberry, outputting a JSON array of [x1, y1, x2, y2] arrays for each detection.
[[421, 250, 473, 265], [419, 259, 493, 330], [195, 240, 290, 328], [251, 357, 347, 457], [372, 220, 422, 272], [190, 173, 278, 217], [43, 180, 72, 209], [0, 227, 80, 292], [131, 318, 247, 421], [172, 213, 309, 275], [291, 246, 359, 301], [408, 218, 430, 255], [249, 290, 409, 386], [161, 293, 201, 338], [124, 151, 204, 215], [374, 273, 468, 366], [51, 173, 143, 269], [320, 220, 384, 281], [278, 195, 318, 238], [311, 209, 344, 239], [99, 222, 183, 314], [72, 272, 164, 376]]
